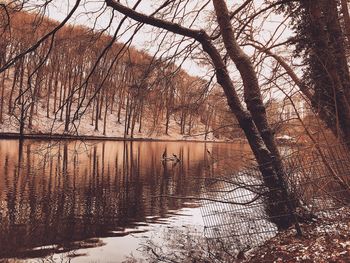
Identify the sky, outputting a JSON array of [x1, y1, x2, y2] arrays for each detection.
[[43, 0, 209, 76], [20, 0, 295, 99]]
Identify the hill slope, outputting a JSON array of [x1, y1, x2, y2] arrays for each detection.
[[0, 10, 237, 140]]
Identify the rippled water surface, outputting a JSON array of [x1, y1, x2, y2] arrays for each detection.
[[0, 140, 250, 262]]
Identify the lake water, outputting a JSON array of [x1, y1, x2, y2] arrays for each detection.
[[0, 140, 251, 262]]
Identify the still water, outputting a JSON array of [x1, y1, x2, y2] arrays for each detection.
[[0, 140, 250, 262]]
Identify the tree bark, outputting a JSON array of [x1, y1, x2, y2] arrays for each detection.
[[212, 0, 285, 170], [0, 72, 5, 123], [8, 66, 19, 114], [303, 0, 350, 144], [340, 0, 350, 48], [105, 0, 296, 229]]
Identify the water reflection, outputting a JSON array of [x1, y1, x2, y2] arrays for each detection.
[[0, 140, 249, 260]]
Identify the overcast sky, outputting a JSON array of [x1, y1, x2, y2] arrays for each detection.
[[31, 0, 295, 99], [43, 0, 208, 76]]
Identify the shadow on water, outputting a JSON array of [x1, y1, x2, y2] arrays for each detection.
[[0, 140, 250, 260]]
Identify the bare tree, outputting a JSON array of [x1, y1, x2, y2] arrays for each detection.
[[0, 0, 306, 229], [104, 0, 298, 229]]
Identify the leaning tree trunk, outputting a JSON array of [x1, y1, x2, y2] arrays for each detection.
[[207, 45, 294, 229], [212, 0, 296, 229], [107, 0, 298, 229]]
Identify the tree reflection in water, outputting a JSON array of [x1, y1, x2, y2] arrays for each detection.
[[0, 140, 248, 260]]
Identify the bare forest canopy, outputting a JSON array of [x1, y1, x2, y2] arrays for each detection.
[[0, 9, 238, 139], [0, 0, 349, 231]]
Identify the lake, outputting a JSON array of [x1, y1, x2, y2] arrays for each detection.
[[0, 140, 251, 262]]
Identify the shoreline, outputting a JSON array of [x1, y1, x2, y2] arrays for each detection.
[[0, 132, 242, 144]]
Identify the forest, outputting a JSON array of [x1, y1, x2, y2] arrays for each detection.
[[0, 10, 237, 140], [0, 0, 350, 262]]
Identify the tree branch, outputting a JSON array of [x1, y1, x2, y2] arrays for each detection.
[[105, 0, 202, 41], [0, 0, 81, 73], [248, 42, 314, 101]]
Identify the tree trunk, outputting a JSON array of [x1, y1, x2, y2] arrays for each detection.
[[94, 92, 100, 131], [8, 66, 19, 114], [28, 75, 40, 130], [138, 100, 143, 133], [99, 93, 104, 120], [165, 106, 171, 135], [18, 79, 26, 138], [53, 70, 59, 114], [46, 67, 55, 118], [340, 0, 350, 48], [103, 95, 108, 135], [0, 72, 6, 123], [212, 0, 296, 228], [59, 75, 68, 122], [302, 0, 350, 146], [124, 94, 130, 137]]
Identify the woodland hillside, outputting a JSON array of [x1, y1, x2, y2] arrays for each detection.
[[0, 10, 239, 140], [0, 1, 350, 262]]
